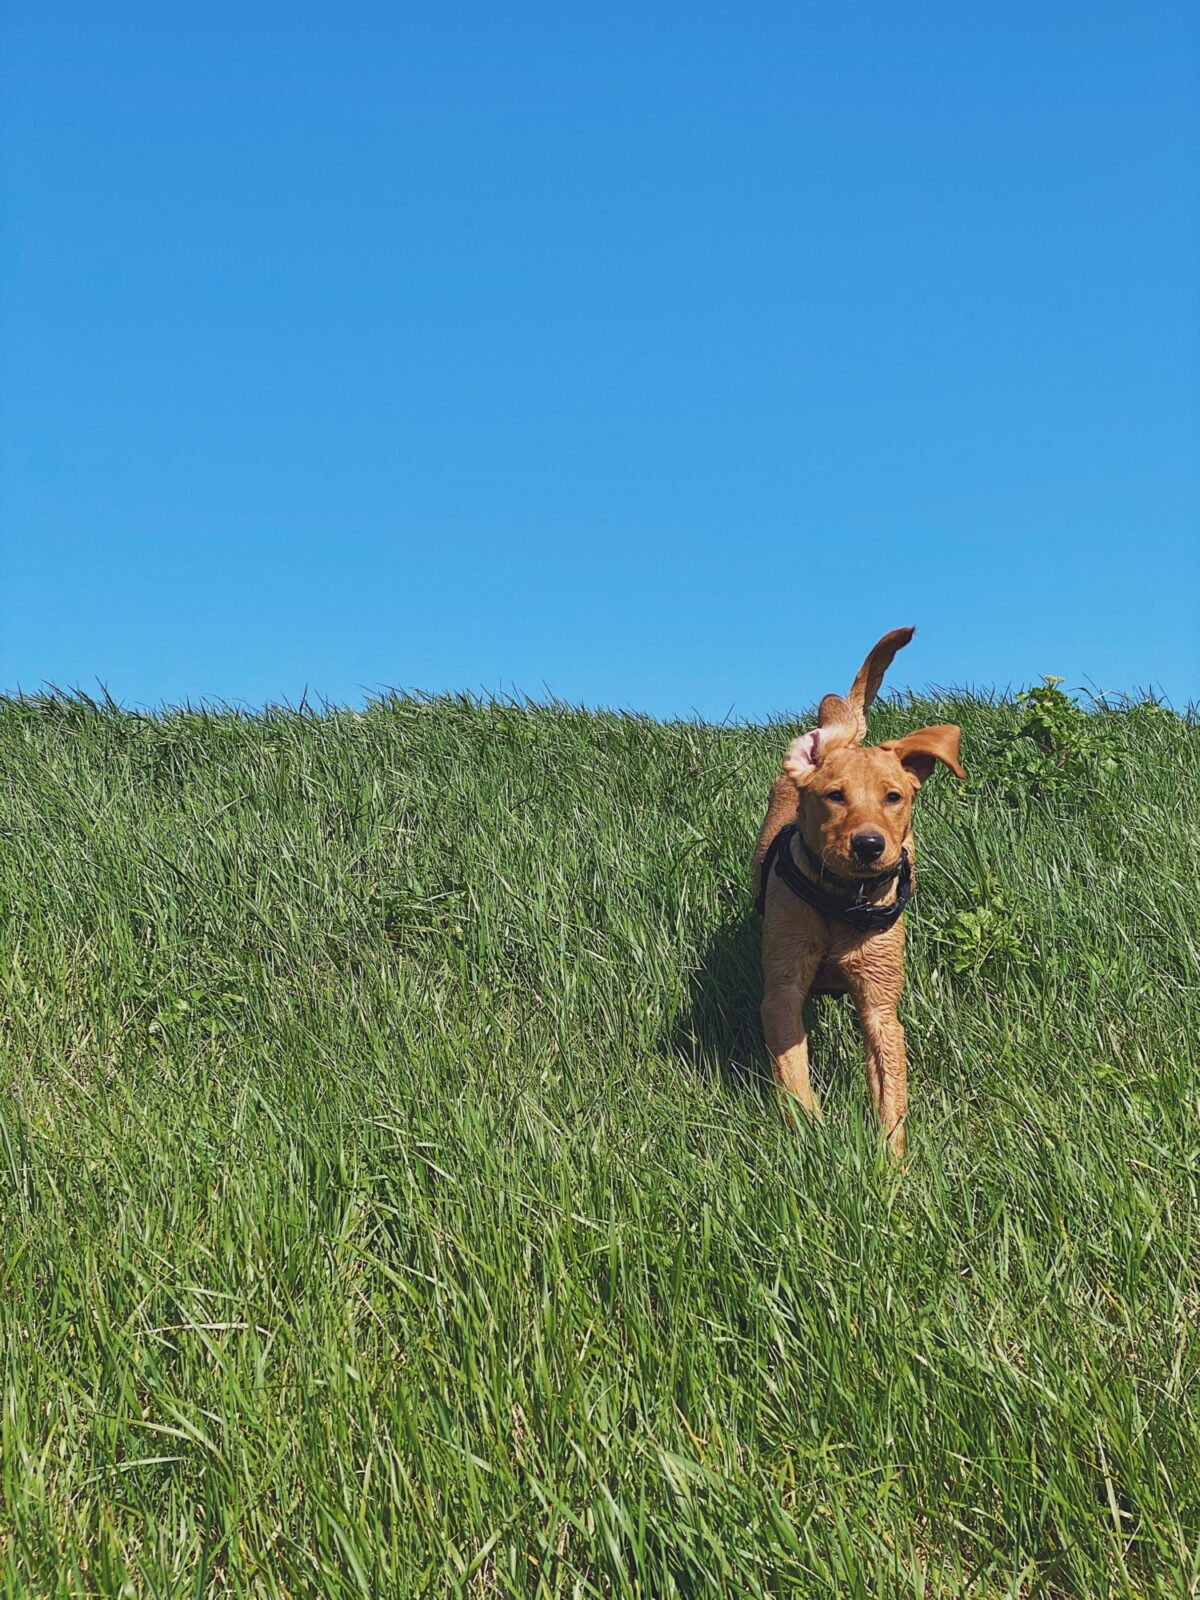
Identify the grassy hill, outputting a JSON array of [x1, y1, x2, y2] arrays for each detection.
[[1, 684, 1197, 1597]]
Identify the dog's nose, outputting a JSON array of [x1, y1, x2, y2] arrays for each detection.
[[851, 831, 886, 863]]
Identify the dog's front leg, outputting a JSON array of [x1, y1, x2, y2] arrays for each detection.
[[851, 998, 908, 1158], [761, 952, 822, 1122]]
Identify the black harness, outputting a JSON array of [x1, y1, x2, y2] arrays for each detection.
[[755, 824, 911, 931]]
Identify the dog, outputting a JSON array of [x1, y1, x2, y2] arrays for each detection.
[[751, 628, 965, 1157]]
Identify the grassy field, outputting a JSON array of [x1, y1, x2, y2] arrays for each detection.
[[0, 683, 1197, 1597]]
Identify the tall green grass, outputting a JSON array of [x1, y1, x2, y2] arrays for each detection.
[[0, 686, 1197, 1597]]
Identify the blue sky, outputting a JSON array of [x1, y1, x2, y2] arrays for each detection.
[[3, 1, 1197, 719]]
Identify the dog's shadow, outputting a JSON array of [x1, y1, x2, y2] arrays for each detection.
[[672, 910, 859, 1098]]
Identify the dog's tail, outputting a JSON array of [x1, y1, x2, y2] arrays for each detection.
[[818, 627, 915, 744]]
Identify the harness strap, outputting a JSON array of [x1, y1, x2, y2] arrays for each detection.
[[755, 824, 912, 931]]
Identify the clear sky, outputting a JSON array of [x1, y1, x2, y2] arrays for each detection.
[[3, 2, 1197, 719]]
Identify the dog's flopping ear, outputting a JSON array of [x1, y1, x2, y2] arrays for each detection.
[[845, 627, 916, 740], [782, 728, 825, 781], [782, 720, 859, 781], [881, 724, 967, 786]]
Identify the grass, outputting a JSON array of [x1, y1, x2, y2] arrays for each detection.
[[0, 683, 1197, 1597]]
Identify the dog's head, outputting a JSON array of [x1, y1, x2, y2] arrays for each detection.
[[782, 629, 966, 877]]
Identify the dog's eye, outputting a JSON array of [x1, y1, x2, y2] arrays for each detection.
[[823, 789, 846, 803], [884, 790, 903, 804]]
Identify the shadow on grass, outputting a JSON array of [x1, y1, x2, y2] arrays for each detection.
[[673, 909, 859, 1100]]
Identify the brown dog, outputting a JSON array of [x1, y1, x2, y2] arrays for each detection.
[[751, 628, 965, 1157]]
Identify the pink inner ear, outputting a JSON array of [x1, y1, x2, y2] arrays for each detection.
[[783, 728, 822, 779]]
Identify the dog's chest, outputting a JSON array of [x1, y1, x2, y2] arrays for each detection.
[[764, 896, 906, 996], [816, 920, 906, 998], [810, 958, 850, 996]]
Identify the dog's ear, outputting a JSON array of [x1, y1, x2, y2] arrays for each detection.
[[783, 728, 825, 781], [783, 720, 858, 781], [882, 724, 967, 786]]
